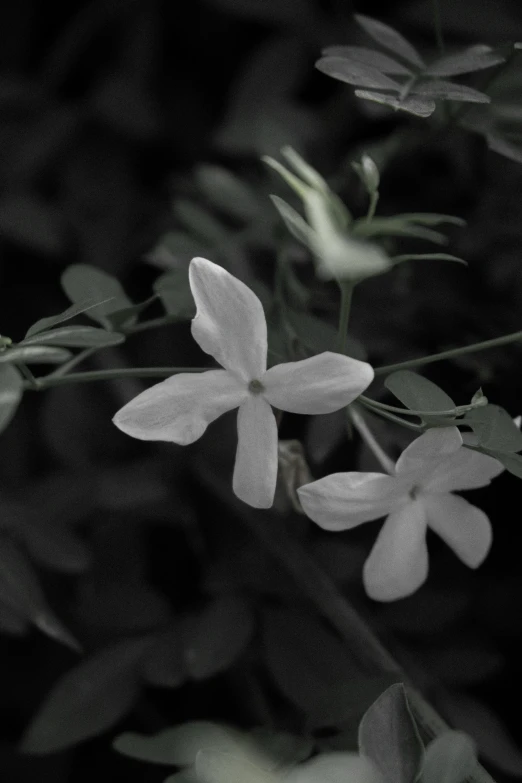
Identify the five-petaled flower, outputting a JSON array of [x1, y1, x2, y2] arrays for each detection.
[[297, 426, 503, 601], [113, 257, 374, 509]]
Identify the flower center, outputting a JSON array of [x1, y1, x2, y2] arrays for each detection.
[[409, 484, 421, 500], [248, 379, 265, 395]]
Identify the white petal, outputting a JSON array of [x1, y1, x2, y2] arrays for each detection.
[[363, 501, 429, 601], [297, 472, 409, 530], [423, 492, 492, 567], [423, 446, 504, 493], [286, 752, 383, 783], [232, 396, 279, 509], [395, 426, 462, 477], [113, 370, 247, 445], [189, 257, 267, 381], [262, 352, 374, 414]]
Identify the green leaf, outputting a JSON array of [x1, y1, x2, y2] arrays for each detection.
[[22, 326, 125, 348], [354, 90, 435, 118], [269, 196, 315, 248], [114, 723, 245, 766], [21, 638, 150, 754], [322, 45, 412, 75], [181, 595, 254, 680], [262, 607, 397, 727], [421, 732, 477, 783], [0, 345, 72, 364], [154, 269, 196, 318], [0, 538, 78, 650], [173, 200, 229, 245], [464, 405, 522, 452], [425, 46, 505, 77], [358, 683, 424, 783], [354, 15, 425, 68], [25, 298, 119, 338], [61, 265, 135, 329], [486, 133, 522, 164], [146, 232, 212, 267], [384, 370, 456, 419], [316, 57, 401, 91], [488, 450, 522, 479], [391, 253, 467, 266], [392, 213, 466, 227], [195, 165, 259, 221], [0, 364, 23, 433], [353, 218, 448, 244], [104, 297, 156, 330], [412, 81, 490, 104], [285, 309, 367, 360]]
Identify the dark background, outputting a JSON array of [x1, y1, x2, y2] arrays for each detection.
[[1, 0, 522, 780]]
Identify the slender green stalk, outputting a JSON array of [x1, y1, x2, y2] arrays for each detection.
[[46, 346, 99, 379], [337, 282, 354, 354], [29, 366, 208, 390], [374, 330, 522, 376], [123, 314, 182, 335], [349, 406, 395, 473], [16, 363, 39, 389], [359, 399, 424, 431], [366, 191, 379, 223], [432, 0, 444, 54], [359, 395, 485, 419]]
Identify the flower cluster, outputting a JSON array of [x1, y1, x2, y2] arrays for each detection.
[[113, 257, 503, 601]]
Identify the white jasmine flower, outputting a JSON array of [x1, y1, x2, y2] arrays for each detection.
[[113, 257, 374, 509], [297, 427, 503, 601]]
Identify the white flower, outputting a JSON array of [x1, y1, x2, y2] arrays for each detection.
[[297, 426, 504, 601], [113, 257, 374, 509]]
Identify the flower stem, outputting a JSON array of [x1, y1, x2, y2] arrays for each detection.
[[28, 366, 208, 390], [349, 406, 396, 473], [359, 395, 486, 419], [374, 329, 522, 376], [337, 281, 354, 354], [46, 346, 99, 379], [366, 191, 379, 223]]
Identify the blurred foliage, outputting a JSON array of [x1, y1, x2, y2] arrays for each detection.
[[0, 0, 522, 782]]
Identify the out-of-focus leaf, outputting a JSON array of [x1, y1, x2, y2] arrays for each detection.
[[196, 165, 260, 221], [146, 232, 212, 268], [61, 264, 135, 329], [173, 200, 229, 245], [21, 638, 151, 754], [0, 599, 29, 635], [181, 595, 254, 680], [0, 346, 72, 364], [486, 450, 522, 479], [104, 297, 156, 330], [464, 404, 522, 452], [425, 46, 505, 77], [142, 627, 186, 688], [114, 722, 245, 766], [0, 538, 78, 649], [358, 684, 424, 783], [263, 607, 397, 726], [420, 640, 504, 686], [0, 364, 23, 434], [389, 213, 465, 227], [322, 46, 412, 75], [26, 299, 118, 338], [354, 90, 435, 117], [316, 57, 401, 90], [269, 196, 315, 248], [154, 269, 196, 318], [21, 522, 91, 574], [355, 15, 425, 68], [384, 370, 456, 417], [412, 81, 490, 104], [22, 326, 125, 348], [440, 691, 522, 777], [486, 133, 522, 164], [353, 218, 448, 244], [285, 309, 367, 360], [391, 253, 467, 265], [0, 193, 65, 254], [421, 732, 478, 783]]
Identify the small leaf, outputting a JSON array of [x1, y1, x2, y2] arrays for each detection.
[[384, 370, 456, 417], [25, 299, 118, 338], [412, 81, 490, 104], [196, 165, 259, 221], [421, 732, 477, 783], [21, 639, 150, 754], [61, 265, 135, 329], [464, 404, 522, 452], [173, 200, 229, 245], [487, 450, 522, 479], [322, 46, 412, 75], [353, 218, 447, 244], [154, 269, 196, 318], [22, 326, 125, 348], [269, 196, 315, 248], [358, 683, 424, 783], [425, 46, 505, 77], [182, 595, 254, 680], [392, 213, 465, 227], [114, 722, 244, 766], [391, 253, 467, 266], [355, 15, 425, 68], [0, 345, 72, 364], [0, 364, 23, 433], [285, 309, 367, 360], [486, 133, 522, 164], [146, 232, 212, 268], [316, 57, 401, 91], [104, 297, 156, 330], [354, 90, 435, 117]]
